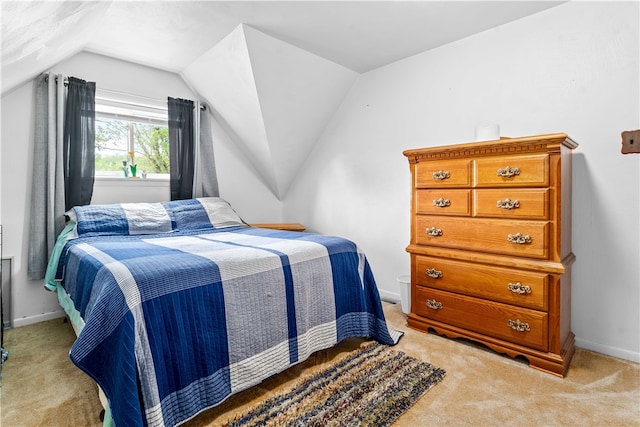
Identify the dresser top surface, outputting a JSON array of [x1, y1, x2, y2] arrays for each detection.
[[403, 133, 578, 160]]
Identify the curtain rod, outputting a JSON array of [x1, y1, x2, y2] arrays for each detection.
[[98, 87, 164, 103], [98, 87, 207, 110], [44, 77, 206, 110], [42, 75, 69, 86]]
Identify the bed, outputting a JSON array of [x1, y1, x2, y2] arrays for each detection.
[[45, 197, 402, 427]]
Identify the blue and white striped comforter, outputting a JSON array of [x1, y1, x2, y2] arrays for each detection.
[[57, 226, 401, 427]]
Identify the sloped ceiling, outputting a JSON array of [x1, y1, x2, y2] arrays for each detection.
[[1, 1, 563, 199], [183, 24, 358, 197]]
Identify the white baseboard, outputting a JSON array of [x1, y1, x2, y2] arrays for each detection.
[[575, 337, 640, 363], [14, 301, 638, 365], [18, 294, 404, 326], [11, 310, 66, 328], [378, 289, 401, 304]]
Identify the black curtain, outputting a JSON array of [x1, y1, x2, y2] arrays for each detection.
[[168, 97, 195, 200], [64, 77, 96, 211]]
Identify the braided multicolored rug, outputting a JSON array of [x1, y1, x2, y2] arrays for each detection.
[[223, 342, 446, 426]]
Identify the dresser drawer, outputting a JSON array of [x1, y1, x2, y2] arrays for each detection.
[[475, 154, 549, 187], [414, 287, 549, 351], [415, 216, 549, 259], [416, 190, 471, 216], [415, 159, 472, 188], [414, 255, 548, 310], [475, 189, 549, 220]]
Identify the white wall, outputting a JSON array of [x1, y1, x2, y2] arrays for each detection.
[[0, 52, 282, 326], [285, 1, 640, 362]]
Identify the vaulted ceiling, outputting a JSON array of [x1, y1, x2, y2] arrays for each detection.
[[1, 1, 563, 198]]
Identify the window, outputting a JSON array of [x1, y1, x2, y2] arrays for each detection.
[[95, 95, 169, 179]]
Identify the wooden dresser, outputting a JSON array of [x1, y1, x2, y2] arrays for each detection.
[[403, 133, 577, 376]]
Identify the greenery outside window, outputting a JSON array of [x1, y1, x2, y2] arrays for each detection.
[[95, 96, 169, 179]]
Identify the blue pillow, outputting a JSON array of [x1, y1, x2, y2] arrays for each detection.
[[165, 197, 247, 231], [69, 202, 174, 237]]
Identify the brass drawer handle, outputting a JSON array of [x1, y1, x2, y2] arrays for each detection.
[[432, 170, 450, 181], [497, 198, 520, 210], [508, 282, 532, 294], [507, 233, 531, 244], [433, 197, 451, 208], [426, 299, 443, 310], [497, 166, 520, 178], [425, 268, 443, 279], [425, 227, 443, 237], [507, 319, 531, 332]]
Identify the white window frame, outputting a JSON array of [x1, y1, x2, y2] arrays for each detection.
[[94, 90, 170, 181]]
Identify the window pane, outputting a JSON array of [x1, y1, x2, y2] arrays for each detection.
[[95, 117, 130, 177], [95, 116, 169, 178], [133, 122, 169, 174]]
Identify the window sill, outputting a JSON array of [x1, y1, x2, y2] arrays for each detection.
[[94, 176, 169, 186]]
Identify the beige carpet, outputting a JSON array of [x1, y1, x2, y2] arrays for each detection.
[[1, 302, 639, 426]]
